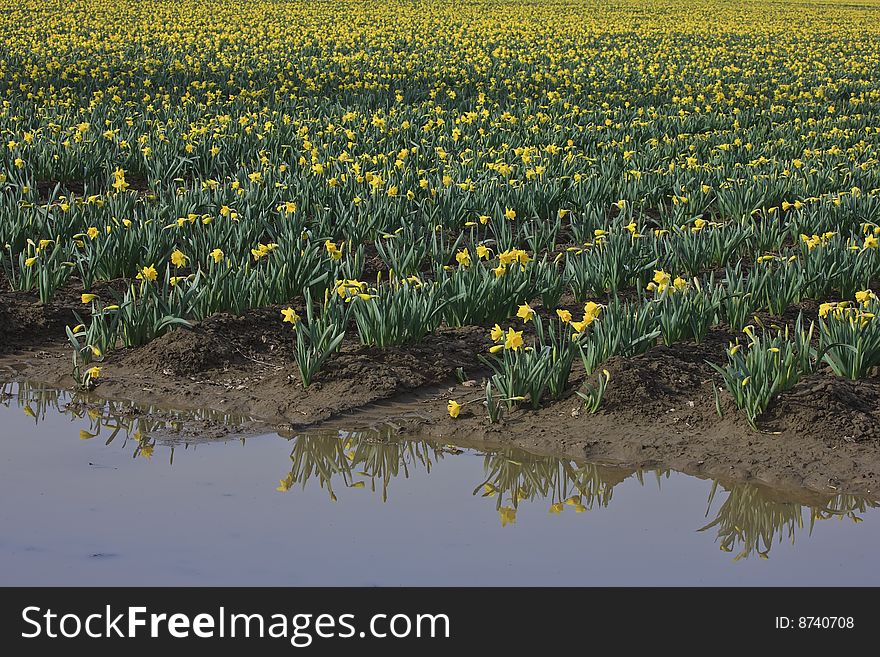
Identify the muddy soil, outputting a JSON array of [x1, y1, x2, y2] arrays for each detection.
[[2, 285, 880, 497], [35, 175, 152, 201]]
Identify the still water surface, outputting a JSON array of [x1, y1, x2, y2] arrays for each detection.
[[1, 383, 878, 585]]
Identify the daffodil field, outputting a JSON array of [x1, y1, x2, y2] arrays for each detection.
[[3, 0, 880, 426]]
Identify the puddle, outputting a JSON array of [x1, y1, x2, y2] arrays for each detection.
[[1, 383, 878, 585]]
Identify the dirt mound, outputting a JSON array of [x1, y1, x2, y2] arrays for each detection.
[[594, 334, 735, 433], [766, 374, 880, 442], [322, 327, 489, 392], [0, 291, 73, 353], [76, 307, 492, 428], [120, 326, 236, 375], [119, 306, 300, 376], [0, 277, 137, 355], [602, 346, 714, 412], [197, 307, 298, 360]]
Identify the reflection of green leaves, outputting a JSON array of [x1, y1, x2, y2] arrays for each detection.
[[6, 381, 879, 546], [278, 428, 638, 516], [280, 430, 446, 502], [813, 494, 873, 526], [280, 429, 880, 544], [3, 382, 61, 421], [700, 481, 878, 561], [1, 381, 249, 461], [473, 451, 635, 518]]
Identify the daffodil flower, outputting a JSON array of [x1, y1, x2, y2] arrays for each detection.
[[281, 307, 300, 325], [516, 303, 535, 323], [504, 328, 524, 351], [137, 264, 158, 281], [583, 301, 602, 325]]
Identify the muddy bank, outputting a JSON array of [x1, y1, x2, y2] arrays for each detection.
[[0, 290, 76, 354], [2, 287, 880, 496], [0, 297, 492, 428]]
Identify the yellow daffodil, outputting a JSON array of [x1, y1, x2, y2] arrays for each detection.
[[652, 269, 671, 287], [281, 307, 300, 325], [516, 303, 535, 323], [138, 265, 158, 282], [504, 328, 524, 351], [325, 240, 343, 260], [583, 301, 602, 324]]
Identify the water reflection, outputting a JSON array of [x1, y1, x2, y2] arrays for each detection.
[[699, 481, 875, 561], [276, 430, 449, 502], [274, 428, 878, 559], [473, 450, 641, 525], [2, 382, 876, 561], [1, 381, 254, 464]]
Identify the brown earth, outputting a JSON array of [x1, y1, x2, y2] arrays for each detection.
[[35, 175, 151, 201], [2, 284, 880, 497], [0, 289, 77, 353]]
